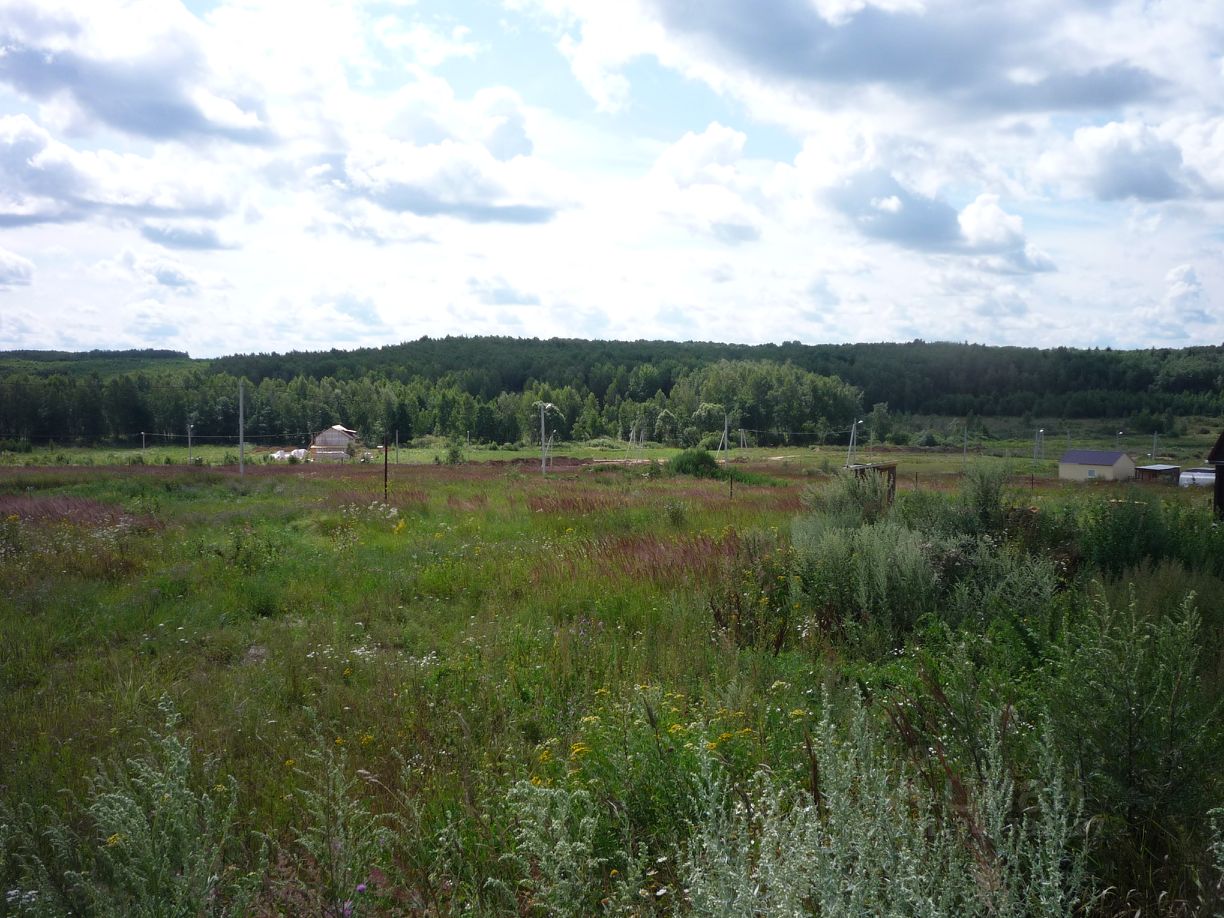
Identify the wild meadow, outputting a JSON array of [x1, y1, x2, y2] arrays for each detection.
[[1, 451, 1222, 916]]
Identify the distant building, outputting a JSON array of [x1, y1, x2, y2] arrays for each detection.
[[310, 425, 358, 462], [1135, 464, 1180, 485], [1058, 449, 1135, 482]]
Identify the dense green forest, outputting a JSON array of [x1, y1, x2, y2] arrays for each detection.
[[1, 338, 1222, 446]]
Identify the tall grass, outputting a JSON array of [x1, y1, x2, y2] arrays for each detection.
[[2, 458, 1222, 913]]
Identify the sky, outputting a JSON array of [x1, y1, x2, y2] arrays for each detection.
[[0, 0, 1221, 358]]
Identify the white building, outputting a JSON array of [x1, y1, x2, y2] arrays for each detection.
[[1058, 449, 1135, 482], [310, 425, 358, 462]]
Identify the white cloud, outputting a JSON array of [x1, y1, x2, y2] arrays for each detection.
[[340, 136, 567, 223], [958, 193, 1023, 250], [0, 245, 34, 287], [373, 19, 482, 67], [1037, 121, 1192, 201], [0, 0, 1219, 354], [0, 0, 271, 142], [0, 114, 230, 225]]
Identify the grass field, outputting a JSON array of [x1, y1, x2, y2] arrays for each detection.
[[2, 449, 1222, 915]]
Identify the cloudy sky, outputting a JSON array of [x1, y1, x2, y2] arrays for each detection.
[[0, 0, 1221, 357]]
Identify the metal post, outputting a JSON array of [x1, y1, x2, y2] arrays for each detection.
[[238, 378, 245, 478], [395, 429, 399, 465], [141, 431, 145, 454], [187, 423, 193, 465], [384, 434, 389, 502]]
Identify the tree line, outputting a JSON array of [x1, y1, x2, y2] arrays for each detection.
[[1, 337, 1222, 446], [0, 360, 860, 447]]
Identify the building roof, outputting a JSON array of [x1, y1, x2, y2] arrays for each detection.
[[1060, 449, 1129, 466], [1207, 429, 1224, 465], [318, 425, 357, 437]]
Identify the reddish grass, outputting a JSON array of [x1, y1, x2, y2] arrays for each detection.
[[534, 531, 742, 585], [524, 492, 625, 514], [447, 493, 488, 512], [0, 494, 158, 529]]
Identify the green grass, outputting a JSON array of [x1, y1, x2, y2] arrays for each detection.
[[2, 454, 1222, 914]]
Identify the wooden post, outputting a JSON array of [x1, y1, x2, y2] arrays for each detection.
[[1214, 467, 1223, 519], [384, 434, 389, 503]]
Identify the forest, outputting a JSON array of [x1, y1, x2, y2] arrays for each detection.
[[1, 338, 1222, 448]]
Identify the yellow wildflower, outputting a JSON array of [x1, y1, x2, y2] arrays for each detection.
[[569, 741, 591, 759], [105, 833, 123, 847]]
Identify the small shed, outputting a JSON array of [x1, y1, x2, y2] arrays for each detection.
[[848, 461, 898, 504], [1207, 430, 1224, 518], [1134, 463, 1180, 485], [310, 425, 358, 462], [1058, 449, 1135, 482]]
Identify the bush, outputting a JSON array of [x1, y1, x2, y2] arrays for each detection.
[[0, 699, 257, 917], [682, 700, 1090, 916], [1078, 492, 1166, 577], [792, 519, 939, 637], [1048, 592, 1221, 907], [668, 448, 721, 478], [961, 464, 1010, 533], [803, 470, 893, 526]]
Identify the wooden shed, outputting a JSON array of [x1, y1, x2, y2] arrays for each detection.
[[1207, 430, 1224, 518], [1134, 463, 1180, 485]]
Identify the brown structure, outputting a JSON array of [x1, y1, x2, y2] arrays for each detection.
[[849, 461, 898, 504], [1207, 430, 1224, 518], [1134, 463, 1181, 485]]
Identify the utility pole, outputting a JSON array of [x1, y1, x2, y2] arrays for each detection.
[[1151, 431, 1158, 459], [238, 378, 245, 478], [533, 401, 554, 475], [383, 434, 389, 502], [846, 419, 863, 467], [395, 429, 399, 465], [141, 431, 146, 454]]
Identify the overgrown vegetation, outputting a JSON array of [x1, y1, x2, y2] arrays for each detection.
[[2, 457, 1222, 915]]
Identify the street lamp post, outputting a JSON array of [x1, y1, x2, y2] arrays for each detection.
[[846, 419, 864, 467]]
